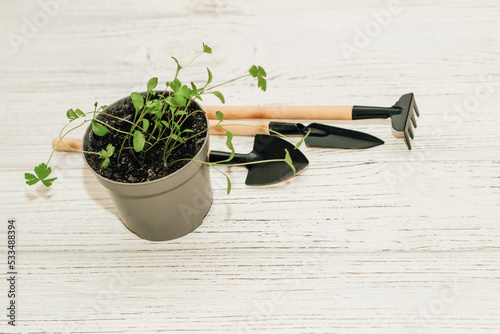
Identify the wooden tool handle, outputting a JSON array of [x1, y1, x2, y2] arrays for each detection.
[[208, 119, 270, 136], [52, 137, 83, 151], [204, 105, 354, 120], [51, 120, 272, 152]]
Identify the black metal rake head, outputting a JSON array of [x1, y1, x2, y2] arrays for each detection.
[[390, 93, 420, 150], [352, 92, 420, 150]]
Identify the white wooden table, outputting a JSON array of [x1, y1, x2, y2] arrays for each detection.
[[1, 0, 500, 333]]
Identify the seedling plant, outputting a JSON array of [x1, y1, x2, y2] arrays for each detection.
[[25, 43, 302, 193]]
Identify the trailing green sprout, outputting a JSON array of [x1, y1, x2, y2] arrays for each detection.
[[26, 43, 304, 194]]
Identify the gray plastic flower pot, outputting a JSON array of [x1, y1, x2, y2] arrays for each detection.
[[82, 96, 213, 241]]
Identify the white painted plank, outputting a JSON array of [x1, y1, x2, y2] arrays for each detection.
[[0, 0, 500, 333]]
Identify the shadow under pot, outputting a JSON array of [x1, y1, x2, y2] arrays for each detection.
[[82, 92, 213, 241]]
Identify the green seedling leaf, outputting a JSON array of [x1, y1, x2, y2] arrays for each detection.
[[210, 91, 225, 104], [67, 108, 86, 120], [131, 92, 144, 113], [147, 77, 158, 93], [208, 129, 235, 165], [25, 163, 57, 187], [170, 85, 192, 107], [258, 76, 267, 92], [146, 100, 163, 119], [249, 65, 266, 78], [203, 42, 212, 54], [224, 172, 231, 195], [182, 129, 195, 133], [172, 56, 182, 78], [107, 144, 115, 155], [24, 173, 39, 186], [166, 78, 182, 93], [249, 65, 267, 91], [257, 66, 267, 77], [161, 120, 170, 128], [142, 119, 149, 132], [206, 67, 213, 86], [98, 144, 115, 169], [211, 167, 232, 195], [66, 109, 77, 120], [100, 157, 110, 169], [133, 130, 145, 152], [190, 82, 203, 100], [154, 109, 163, 120], [172, 121, 181, 132], [294, 128, 311, 149], [172, 94, 187, 108], [175, 109, 188, 116], [283, 149, 296, 175], [169, 133, 184, 143], [177, 85, 192, 98], [97, 144, 115, 159], [216, 110, 224, 122], [164, 96, 174, 108], [92, 120, 109, 136], [223, 129, 235, 162], [249, 65, 258, 77]]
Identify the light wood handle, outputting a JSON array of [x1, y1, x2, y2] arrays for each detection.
[[52, 137, 83, 151], [208, 119, 270, 136], [203, 105, 353, 120], [51, 120, 272, 152]]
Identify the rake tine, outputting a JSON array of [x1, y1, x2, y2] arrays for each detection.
[[413, 103, 420, 117], [403, 130, 412, 150], [408, 126, 414, 139], [410, 113, 418, 128]]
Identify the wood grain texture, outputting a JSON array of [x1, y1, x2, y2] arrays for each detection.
[[1, 0, 500, 333], [203, 105, 354, 120]]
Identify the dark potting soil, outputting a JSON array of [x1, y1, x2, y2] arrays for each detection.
[[84, 94, 207, 183]]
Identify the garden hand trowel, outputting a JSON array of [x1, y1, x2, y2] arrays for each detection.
[[208, 134, 309, 186], [208, 120, 384, 149], [52, 134, 309, 186]]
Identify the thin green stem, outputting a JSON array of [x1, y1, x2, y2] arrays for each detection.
[[48, 119, 98, 166], [178, 51, 204, 77], [93, 119, 131, 136], [204, 74, 251, 92], [175, 158, 289, 168]]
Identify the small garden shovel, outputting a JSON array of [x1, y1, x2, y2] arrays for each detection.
[[208, 120, 384, 149], [52, 134, 309, 186], [208, 134, 309, 186]]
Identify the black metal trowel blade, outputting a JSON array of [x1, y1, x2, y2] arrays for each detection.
[[269, 122, 384, 149], [304, 123, 384, 149], [245, 135, 309, 185], [208, 134, 309, 186]]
